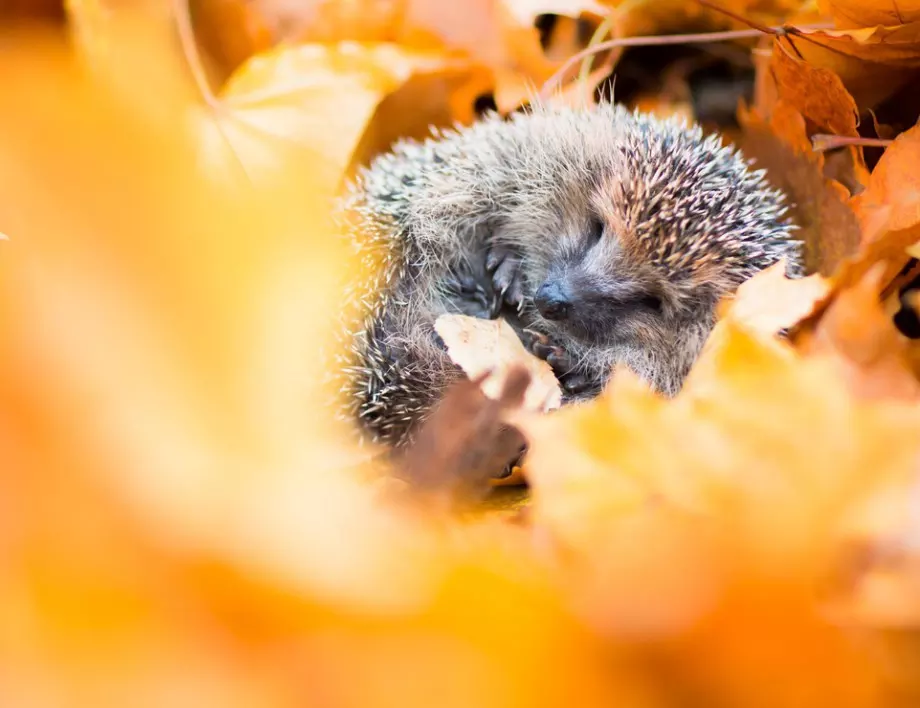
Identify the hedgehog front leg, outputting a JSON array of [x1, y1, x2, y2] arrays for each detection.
[[485, 245, 525, 316], [524, 330, 604, 400], [442, 258, 497, 319]]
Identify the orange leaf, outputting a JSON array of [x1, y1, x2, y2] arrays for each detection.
[[818, 0, 920, 29], [851, 122, 920, 238], [793, 265, 920, 401], [190, 0, 276, 79], [770, 36, 860, 137], [521, 322, 920, 704], [778, 23, 920, 110], [737, 101, 862, 275]]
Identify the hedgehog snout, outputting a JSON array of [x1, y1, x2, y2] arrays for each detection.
[[534, 280, 572, 321]]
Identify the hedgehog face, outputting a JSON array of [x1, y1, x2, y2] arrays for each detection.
[[525, 194, 720, 351], [490, 105, 796, 354], [530, 215, 678, 347]]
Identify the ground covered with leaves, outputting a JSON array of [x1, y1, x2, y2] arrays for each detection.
[[3, 0, 920, 706]]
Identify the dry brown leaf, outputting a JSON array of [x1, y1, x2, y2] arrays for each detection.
[[851, 122, 920, 240], [818, 0, 920, 29], [190, 0, 277, 80], [435, 314, 563, 413], [824, 122, 920, 292], [395, 367, 532, 502], [779, 24, 920, 111], [793, 265, 920, 400], [738, 101, 862, 275], [770, 36, 861, 137], [822, 143, 871, 196]]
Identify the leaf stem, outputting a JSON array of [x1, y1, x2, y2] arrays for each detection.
[[173, 0, 218, 109], [811, 134, 894, 152], [539, 28, 768, 100]]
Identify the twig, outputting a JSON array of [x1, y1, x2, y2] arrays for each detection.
[[811, 134, 893, 152], [693, 0, 777, 34], [173, 0, 254, 184], [539, 28, 768, 100], [173, 0, 219, 109]]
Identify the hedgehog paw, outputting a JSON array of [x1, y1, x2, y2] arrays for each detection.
[[446, 268, 492, 318], [495, 442, 528, 480], [486, 245, 525, 315], [524, 330, 597, 397]]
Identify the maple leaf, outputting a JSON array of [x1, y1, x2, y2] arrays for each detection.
[[520, 318, 920, 704], [850, 122, 920, 248], [435, 314, 563, 413]]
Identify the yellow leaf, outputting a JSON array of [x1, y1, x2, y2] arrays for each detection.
[[217, 42, 494, 176], [435, 314, 563, 413]]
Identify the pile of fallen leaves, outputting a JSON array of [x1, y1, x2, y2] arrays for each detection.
[[3, 0, 920, 706]]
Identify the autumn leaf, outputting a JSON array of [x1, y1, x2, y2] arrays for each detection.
[[11, 0, 920, 705], [435, 314, 563, 413], [216, 41, 494, 177], [777, 23, 920, 112], [718, 260, 830, 336], [791, 265, 920, 400], [520, 320, 920, 704], [819, 0, 920, 28], [817, 122, 920, 294], [769, 35, 862, 137], [851, 122, 920, 243], [738, 100, 862, 275]]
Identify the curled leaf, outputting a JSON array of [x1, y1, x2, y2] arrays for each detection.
[[435, 313, 563, 413]]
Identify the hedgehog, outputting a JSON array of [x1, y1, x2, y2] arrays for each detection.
[[333, 102, 802, 467]]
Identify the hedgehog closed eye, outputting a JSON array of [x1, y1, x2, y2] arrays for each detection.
[[639, 294, 663, 313], [587, 217, 604, 247]]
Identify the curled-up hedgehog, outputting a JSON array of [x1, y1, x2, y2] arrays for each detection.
[[334, 102, 802, 471]]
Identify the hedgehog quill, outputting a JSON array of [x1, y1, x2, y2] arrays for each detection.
[[334, 103, 803, 476]]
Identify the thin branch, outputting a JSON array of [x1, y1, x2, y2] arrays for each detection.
[[693, 0, 777, 34], [173, 0, 219, 109], [539, 28, 768, 100], [811, 134, 893, 152], [578, 14, 615, 90], [173, 0, 255, 184]]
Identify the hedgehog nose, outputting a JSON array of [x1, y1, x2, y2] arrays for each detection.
[[534, 281, 571, 320]]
